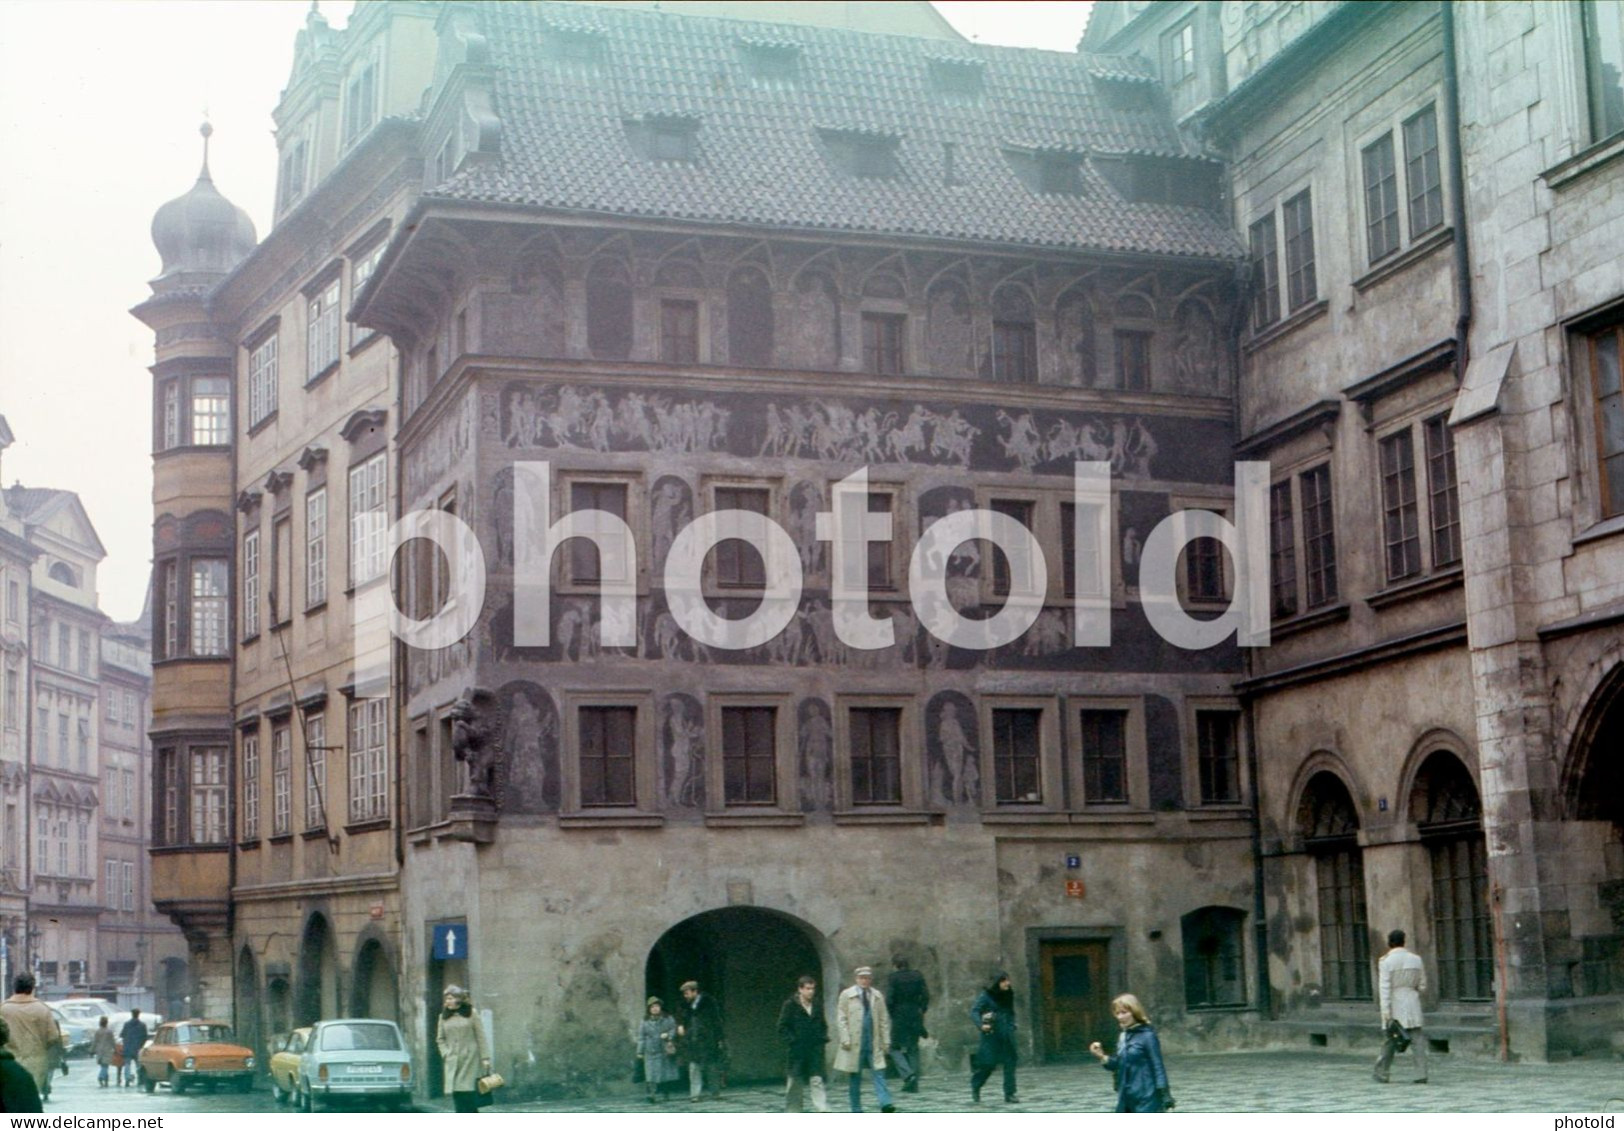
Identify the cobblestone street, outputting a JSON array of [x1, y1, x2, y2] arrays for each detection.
[[436, 1050, 1624, 1115]]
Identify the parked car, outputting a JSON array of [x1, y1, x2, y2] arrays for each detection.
[[293, 1019, 412, 1111], [268, 1028, 312, 1106], [138, 1020, 255, 1094], [47, 1003, 93, 1058]]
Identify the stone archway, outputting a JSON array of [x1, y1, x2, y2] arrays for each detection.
[[350, 936, 399, 1022], [296, 913, 338, 1025], [646, 907, 831, 1085], [235, 946, 264, 1063], [1407, 749, 1493, 1001], [1564, 665, 1624, 1000], [1297, 771, 1372, 1001]]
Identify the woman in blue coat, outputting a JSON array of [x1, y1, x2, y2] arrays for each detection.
[[968, 972, 1019, 1104], [1089, 993, 1174, 1112]]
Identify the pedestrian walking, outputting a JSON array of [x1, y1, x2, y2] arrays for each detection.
[[92, 1016, 118, 1087], [1374, 929, 1428, 1084], [636, 997, 680, 1103], [0, 1015, 44, 1113], [436, 985, 492, 1113], [0, 975, 63, 1100], [834, 965, 897, 1113], [1089, 992, 1173, 1112], [117, 1009, 148, 1086], [676, 980, 725, 1101], [968, 971, 1019, 1104], [886, 956, 928, 1093], [778, 975, 830, 1112]]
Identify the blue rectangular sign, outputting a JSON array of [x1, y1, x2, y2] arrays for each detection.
[[432, 923, 469, 960]]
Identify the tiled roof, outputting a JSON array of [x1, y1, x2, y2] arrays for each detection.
[[3, 486, 72, 523], [432, 2, 1243, 261]]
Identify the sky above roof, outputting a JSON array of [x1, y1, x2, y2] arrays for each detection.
[[0, 1, 1092, 621]]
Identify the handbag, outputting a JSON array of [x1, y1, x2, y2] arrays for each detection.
[[1385, 1019, 1412, 1053], [663, 1039, 678, 1057], [477, 1072, 505, 1095]]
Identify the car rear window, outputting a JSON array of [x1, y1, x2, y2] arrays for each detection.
[[318, 1023, 401, 1052]]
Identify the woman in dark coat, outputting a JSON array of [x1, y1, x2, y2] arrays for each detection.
[[0, 1016, 44, 1112], [968, 972, 1018, 1104], [1089, 993, 1173, 1112]]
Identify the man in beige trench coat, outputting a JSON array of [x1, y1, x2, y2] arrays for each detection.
[[1374, 929, 1428, 1084], [835, 966, 897, 1113], [1, 974, 64, 1097]]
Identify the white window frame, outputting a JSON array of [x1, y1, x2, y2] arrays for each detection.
[[242, 528, 261, 639], [306, 487, 328, 607], [248, 334, 279, 429], [350, 241, 386, 347], [348, 698, 388, 823], [305, 712, 327, 829], [348, 453, 388, 587], [306, 275, 342, 381], [271, 723, 292, 836], [1355, 98, 1448, 272], [241, 730, 260, 841]]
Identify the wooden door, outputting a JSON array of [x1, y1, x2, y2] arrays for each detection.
[[1039, 939, 1109, 1061]]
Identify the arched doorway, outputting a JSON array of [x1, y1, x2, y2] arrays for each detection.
[[351, 938, 399, 1022], [266, 976, 292, 1037], [296, 914, 337, 1025], [1298, 772, 1371, 1000], [1567, 665, 1624, 997], [158, 957, 188, 1022], [1408, 750, 1493, 1001], [646, 908, 828, 1084], [235, 947, 264, 1063]]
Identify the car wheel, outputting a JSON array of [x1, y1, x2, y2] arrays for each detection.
[[140, 1068, 156, 1094], [173, 1077, 188, 1095], [235, 1077, 253, 1094], [300, 1083, 314, 1113]]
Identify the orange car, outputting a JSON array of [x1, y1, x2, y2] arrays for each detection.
[[138, 1019, 256, 1094]]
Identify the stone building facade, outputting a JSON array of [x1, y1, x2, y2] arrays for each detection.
[[1087, 0, 1624, 1059], [136, 0, 1285, 1090]]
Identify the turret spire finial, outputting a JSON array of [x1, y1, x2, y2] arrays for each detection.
[[199, 118, 214, 180]]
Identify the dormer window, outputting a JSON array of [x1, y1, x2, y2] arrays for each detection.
[[1095, 74, 1156, 112], [819, 128, 901, 179], [631, 114, 700, 163], [740, 40, 801, 87], [1005, 148, 1086, 196], [1096, 155, 1222, 209], [547, 26, 606, 68], [928, 57, 985, 103]]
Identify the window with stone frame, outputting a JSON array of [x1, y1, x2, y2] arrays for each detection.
[[241, 528, 260, 639], [1248, 213, 1280, 330], [1196, 709, 1241, 805], [304, 712, 328, 830], [728, 267, 774, 368], [848, 706, 903, 806], [306, 275, 341, 381], [1183, 906, 1247, 1008], [1114, 329, 1153, 391], [248, 333, 279, 428], [987, 497, 1038, 599], [1269, 479, 1298, 619], [348, 452, 388, 586], [1269, 462, 1340, 619], [348, 697, 388, 823], [992, 707, 1044, 805], [862, 312, 905, 375], [992, 285, 1038, 384], [240, 729, 260, 841], [1361, 102, 1446, 269], [306, 487, 328, 607], [660, 299, 700, 364], [1078, 708, 1129, 804], [1583, 0, 1624, 144], [709, 484, 772, 589], [190, 377, 230, 445], [1301, 464, 1339, 607], [1584, 317, 1624, 519], [577, 704, 637, 808], [271, 722, 292, 836], [1281, 189, 1317, 312], [189, 746, 228, 845], [277, 132, 309, 215], [721, 705, 777, 806], [342, 57, 378, 149], [349, 240, 386, 347], [1377, 413, 1461, 584]]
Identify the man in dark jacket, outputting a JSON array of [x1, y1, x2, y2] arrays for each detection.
[[117, 1010, 148, 1087], [1, 1015, 45, 1112], [777, 975, 829, 1112], [676, 980, 725, 1101], [887, 956, 929, 1092]]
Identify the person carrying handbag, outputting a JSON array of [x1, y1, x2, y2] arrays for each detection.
[[436, 985, 493, 1113], [636, 997, 680, 1102]]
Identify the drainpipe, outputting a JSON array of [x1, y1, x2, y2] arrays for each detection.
[[1442, 0, 1472, 380], [1244, 691, 1271, 1017]]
